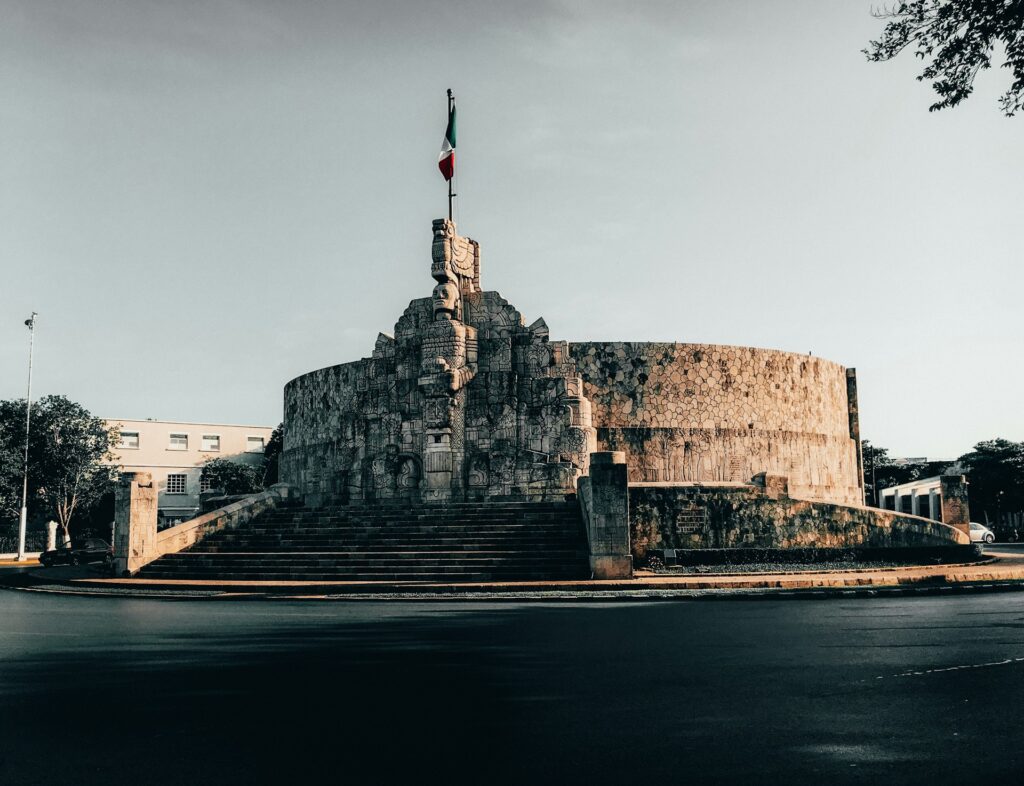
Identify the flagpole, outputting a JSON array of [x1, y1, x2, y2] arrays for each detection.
[[447, 88, 454, 222]]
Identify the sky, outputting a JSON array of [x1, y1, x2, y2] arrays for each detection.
[[1, 0, 1021, 459]]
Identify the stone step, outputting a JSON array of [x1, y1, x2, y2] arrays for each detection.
[[182, 538, 585, 548], [152, 553, 583, 564], [257, 516, 581, 527], [195, 536, 585, 548], [202, 524, 583, 535], [267, 504, 577, 516], [225, 518, 582, 527], [145, 562, 582, 573], [263, 508, 577, 517], [138, 569, 588, 582], [253, 523, 581, 532], [141, 499, 588, 582]]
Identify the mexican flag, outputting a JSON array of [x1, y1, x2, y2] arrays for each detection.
[[438, 100, 456, 181]]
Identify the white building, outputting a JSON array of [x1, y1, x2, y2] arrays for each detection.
[[105, 419, 276, 527], [877, 476, 945, 521]]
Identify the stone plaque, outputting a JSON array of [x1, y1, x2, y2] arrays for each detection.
[[674, 505, 706, 534]]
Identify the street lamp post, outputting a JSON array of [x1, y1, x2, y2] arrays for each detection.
[[16, 312, 37, 562]]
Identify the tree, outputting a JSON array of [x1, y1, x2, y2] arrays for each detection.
[[0, 395, 119, 544], [862, 440, 898, 504], [200, 458, 264, 496], [862, 440, 954, 504], [957, 439, 1024, 530], [262, 423, 283, 486], [865, 1, 1024, 116], [0, 422, 23, 526]]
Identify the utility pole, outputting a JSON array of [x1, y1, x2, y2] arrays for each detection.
[[17, 313, 37, 562]]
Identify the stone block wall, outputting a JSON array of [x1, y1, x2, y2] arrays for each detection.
[[629, 483, 968, 560], [569, 343, 863, 505]]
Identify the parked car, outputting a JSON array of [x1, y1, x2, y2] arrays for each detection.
[[38, 538, 112, 567], [969, 522, 995, 544]]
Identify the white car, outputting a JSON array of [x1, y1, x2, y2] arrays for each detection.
[[969, 522, 995, 544]]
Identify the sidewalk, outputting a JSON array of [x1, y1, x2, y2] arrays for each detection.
[[1, 549, 41, 561], [7, 546, 1024, 600]]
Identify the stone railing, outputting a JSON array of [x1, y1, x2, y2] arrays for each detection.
[[112, 476, 294, 576], [629, 480, 970, 560], [575, 453, 972, 577]]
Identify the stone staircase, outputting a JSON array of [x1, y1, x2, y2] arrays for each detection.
[[137, 501, 590, 583]]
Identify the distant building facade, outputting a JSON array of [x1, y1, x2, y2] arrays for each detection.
[[106, 419, 275, 527], [878, 476, 948, 521]]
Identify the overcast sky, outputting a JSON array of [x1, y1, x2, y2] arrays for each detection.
[[1, 0, 1021, 458]]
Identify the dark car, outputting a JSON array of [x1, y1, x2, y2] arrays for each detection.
[[38, 538, 112, 567]]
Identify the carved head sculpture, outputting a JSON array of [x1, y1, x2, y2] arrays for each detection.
[[432, 281, 460, 320], [431, 217, 480, 294]]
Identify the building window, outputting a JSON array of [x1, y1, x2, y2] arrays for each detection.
[[246, 436, 265, 453], [166, 474, 187, 494], [201, 434, 221, 452], [168, 433, 188, 451], [200, 476, 213, 493], [119, 431, 139, 449]]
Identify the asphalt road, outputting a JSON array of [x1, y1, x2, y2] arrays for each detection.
[[2, 591, 1023, 785]]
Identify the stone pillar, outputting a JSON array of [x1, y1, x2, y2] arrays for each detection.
[[846, 369, 865, 501], [112, 472, 158, 576], [940, 475, 970, 537], [46, 521, 59, 552], [585, 451, 632, 579], [929, 489, 941, 521]]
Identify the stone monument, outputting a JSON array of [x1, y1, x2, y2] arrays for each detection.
[[283, 219, 596, 504]]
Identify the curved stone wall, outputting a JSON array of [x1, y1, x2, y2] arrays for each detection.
[[280, 220, 865, 509], [281, 358, 371, 503], [569, 343, 863, 505], [628, 483, 969, 559]]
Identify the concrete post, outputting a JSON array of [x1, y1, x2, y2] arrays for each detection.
[[113, 472, 158, 576], [584, 451, 632, 579], [46, 521, 58, 552], [940, 475, 970, 537]]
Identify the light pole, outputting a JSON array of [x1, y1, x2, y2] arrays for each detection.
[[16, 312, 37, 562]]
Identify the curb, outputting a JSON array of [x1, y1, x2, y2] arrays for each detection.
[[7, 566, 1024, 602], [9, 580, 1024, 602]]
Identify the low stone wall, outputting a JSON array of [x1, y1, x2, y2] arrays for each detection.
[[111, 483, 294, 576], [152, 484, 294, 569], [629, 482, 969, 561]]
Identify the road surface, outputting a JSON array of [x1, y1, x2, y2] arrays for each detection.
[[1, 590, 1022, 785]]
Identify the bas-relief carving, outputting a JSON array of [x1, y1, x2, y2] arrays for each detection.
[[281, 224, 862, 508], [282, 219, 595, 503], [570, 342, 864, 505]]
